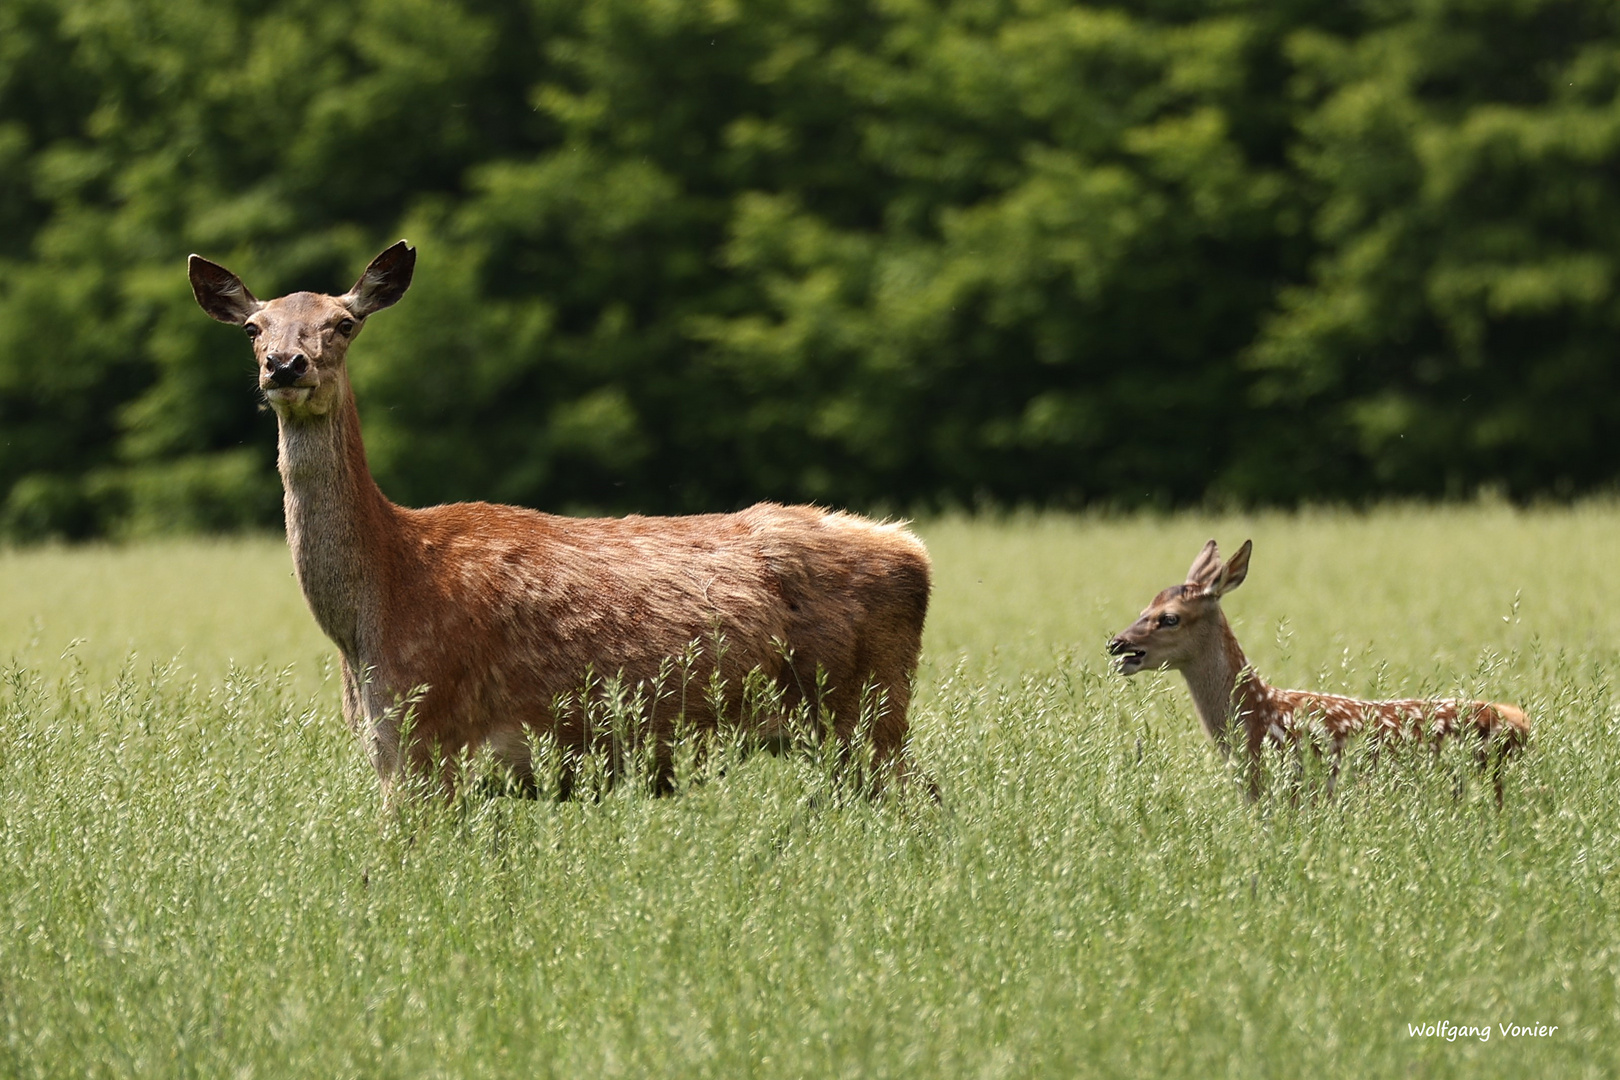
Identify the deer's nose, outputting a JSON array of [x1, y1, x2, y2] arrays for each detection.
[[265, 353, 309, 386], [1107, 636, 1133, 655]]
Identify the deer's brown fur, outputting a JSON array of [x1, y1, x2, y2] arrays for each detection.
[[190, 242, 932, 796], [1108, 539, 1528, 803]]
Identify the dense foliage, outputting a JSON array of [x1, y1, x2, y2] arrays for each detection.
[[3, 0, 1619, 537]]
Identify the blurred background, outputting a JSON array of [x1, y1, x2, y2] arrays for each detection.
[[2, 0, 1617, 540]]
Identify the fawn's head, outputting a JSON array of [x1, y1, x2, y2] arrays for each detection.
[[1108, 538, 1251, 675], [188, 242, 415, 420]]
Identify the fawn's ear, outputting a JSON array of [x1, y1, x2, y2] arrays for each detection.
[[188, 255, 262, 324], [1209, 539, 1252, 597], [342, 240, 415, 319], [1184, 540, 1222, 589]]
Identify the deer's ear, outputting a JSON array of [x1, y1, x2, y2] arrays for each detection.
[[1209, 539, 1252, 597], [189, 255, 262, 324], [1184, 539, 1222, 589], [343, 240, 415, 319]]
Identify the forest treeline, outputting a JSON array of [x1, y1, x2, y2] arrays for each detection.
[[3, 0, 1619, 538]]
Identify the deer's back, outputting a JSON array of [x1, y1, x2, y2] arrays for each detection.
[[350, 500, 930, 752], [1267, 689, 1530, 745]]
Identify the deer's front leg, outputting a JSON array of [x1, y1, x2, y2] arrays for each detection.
[[1243, 724, 1267, 802]]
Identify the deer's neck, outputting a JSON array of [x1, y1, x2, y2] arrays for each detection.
[[276, 389, 396, 659], [1178, 615, 1273, 756]]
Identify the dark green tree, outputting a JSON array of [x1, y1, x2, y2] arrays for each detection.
[[6, 0, 1620, 540], [1248, 0, 1620, 500], [362, 0, 1306, 513]]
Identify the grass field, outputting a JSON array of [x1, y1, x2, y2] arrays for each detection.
[[2, 503, 1617, 1076]]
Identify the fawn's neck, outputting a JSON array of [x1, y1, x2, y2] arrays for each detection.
[[1178, 613, 1272, 755], [276, 389, 396, 659]]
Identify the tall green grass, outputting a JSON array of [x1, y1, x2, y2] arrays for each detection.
[[2, 503, 1617, 1076]]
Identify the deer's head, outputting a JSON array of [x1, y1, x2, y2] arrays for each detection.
[[189, 242, 415, 420], [1108, 538, 1251, 675]]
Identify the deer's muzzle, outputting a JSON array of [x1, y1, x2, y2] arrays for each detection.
[[265, 353, 310, 387]]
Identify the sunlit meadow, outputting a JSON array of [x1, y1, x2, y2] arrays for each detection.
[[2, 503, 1616, 1076]]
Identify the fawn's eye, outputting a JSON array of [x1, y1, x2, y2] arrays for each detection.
[[336, 318, 355, 336], [244, 323, 261, 339], [1159, 613, 1180, 628]]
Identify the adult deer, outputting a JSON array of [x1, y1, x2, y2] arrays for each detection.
[[189, 241, 932, 797], [1107, 539, 1528, 804]]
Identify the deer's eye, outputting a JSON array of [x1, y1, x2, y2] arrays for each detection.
[[336, 318, 355, 336], [244, 323, 261, 339], [1159, 613, 1180, 628]]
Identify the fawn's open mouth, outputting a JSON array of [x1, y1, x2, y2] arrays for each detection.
[[1115, 648, 1146, 674]]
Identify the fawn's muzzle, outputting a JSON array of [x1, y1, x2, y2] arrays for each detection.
[[1108, 635, 1147, 674]]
